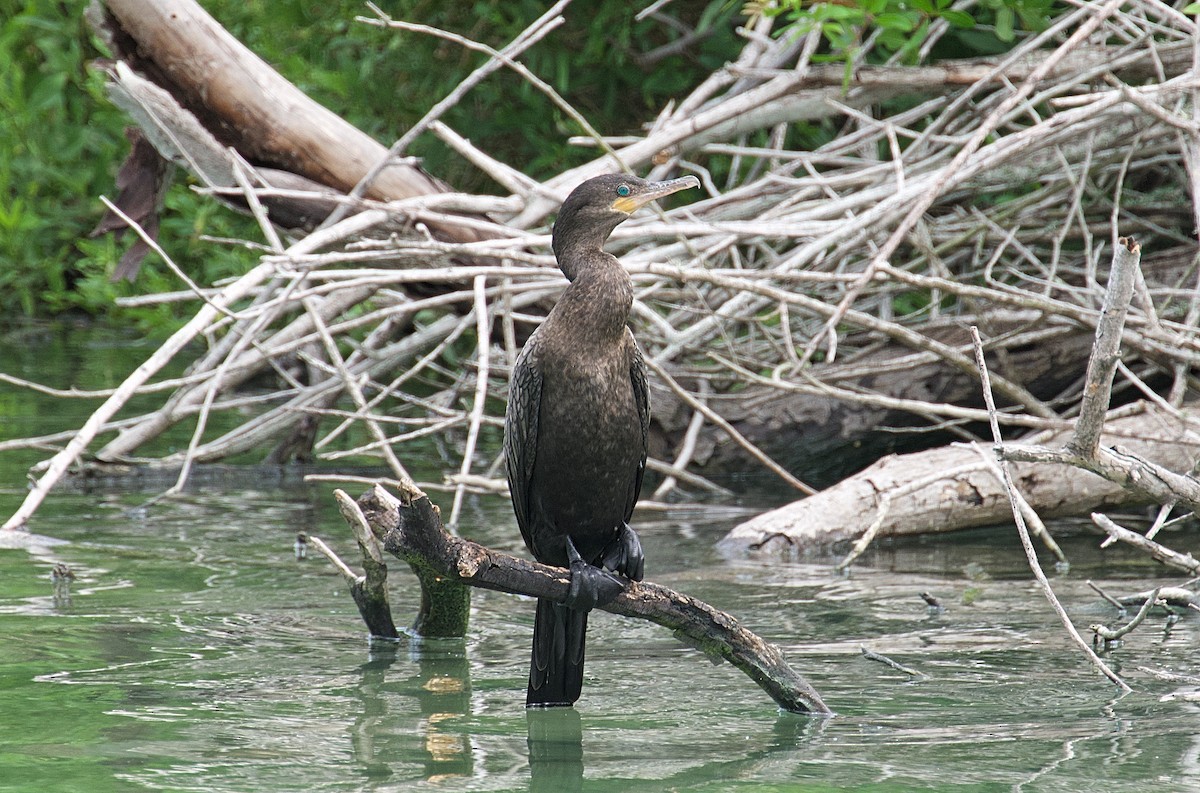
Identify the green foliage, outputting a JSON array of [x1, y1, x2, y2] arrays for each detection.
[[766, 0, 1056, 65], [0, 0, 261, 328], [1, 0, 743, 328], [0, 1, 123, 316], [214, 0, 744, 188]]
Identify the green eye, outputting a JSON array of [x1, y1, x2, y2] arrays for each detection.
[[616, 184, 631, 197]]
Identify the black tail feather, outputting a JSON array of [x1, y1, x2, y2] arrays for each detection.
[[527, 598, 587, 707]]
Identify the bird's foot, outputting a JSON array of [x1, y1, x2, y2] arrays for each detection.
[[564, 537, 625, 610], [601, 523, 644, 582]]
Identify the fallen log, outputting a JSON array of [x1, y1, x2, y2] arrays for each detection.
[[721, 400, 1200, 555], [91, 0, 483, 241], [339, 483, 831, 715], [667, 314, 1093, 487]]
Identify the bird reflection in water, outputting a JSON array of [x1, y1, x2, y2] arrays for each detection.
[[526, 707, 584, 793]]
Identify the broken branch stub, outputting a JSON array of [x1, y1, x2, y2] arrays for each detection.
[[1069, 236, 1141, 459], [354, 487, 471, 639], [330, 491, 399, 639], [352, 484, 831, 715]]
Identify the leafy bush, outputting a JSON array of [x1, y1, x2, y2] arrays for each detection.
[[0, 2, 125, 316], [767, 0, 1056, 65], [0, 0, 265, 325]]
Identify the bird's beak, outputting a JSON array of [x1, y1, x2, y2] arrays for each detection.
[[611, 175, 700, 214]]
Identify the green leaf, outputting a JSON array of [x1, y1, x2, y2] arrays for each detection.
[[874, 11, 917, 31], [825, 3, 867, 21], [1184, 1, 1200, 12], [938, 9, 976, 27], [995, 6, 1015, 41], [877, 28, 908, 52], [895, 19, 931, 63]]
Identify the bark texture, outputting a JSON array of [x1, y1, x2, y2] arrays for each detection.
[[722, 401, 1200, 553]]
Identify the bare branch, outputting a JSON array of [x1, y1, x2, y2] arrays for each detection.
[[1070, 236, 1142, 458], [970, 326, 1130, 693], [1092, 513, 1200, 575]]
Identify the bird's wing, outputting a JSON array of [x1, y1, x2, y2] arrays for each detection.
[[504, 338, 543, 543], [627, 336, 651, 522]]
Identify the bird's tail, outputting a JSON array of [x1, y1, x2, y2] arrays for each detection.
[[527, 598, 588, 707]]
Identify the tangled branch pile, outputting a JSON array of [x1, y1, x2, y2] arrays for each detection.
[[5, 0, 1200, 533]]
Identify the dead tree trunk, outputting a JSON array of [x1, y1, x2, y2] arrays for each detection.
[[95, 0, 470, 214]]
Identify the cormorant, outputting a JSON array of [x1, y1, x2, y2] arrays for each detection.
[[504, 173, 700, 708]]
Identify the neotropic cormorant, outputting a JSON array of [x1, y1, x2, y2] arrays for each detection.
[[504, 173, 700, 708]]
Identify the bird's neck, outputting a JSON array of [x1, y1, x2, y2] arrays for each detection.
[[551, 250, 633, 344], [552, 223, 614, 271]]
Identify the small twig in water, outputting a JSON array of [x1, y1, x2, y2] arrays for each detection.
[[919, 591, 945, 614], [1090, 587, 1160, 648], [308, 534, 360, 583], [1086, 580, 1127, 615], [1136, 665, 1200, 684], [860, 646, 926, 679]]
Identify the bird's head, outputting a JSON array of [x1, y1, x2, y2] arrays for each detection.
[[552, 173, 700, 270]]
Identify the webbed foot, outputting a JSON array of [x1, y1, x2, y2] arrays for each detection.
[[601, 523, 644, 582], [564, 537, 625, 610]]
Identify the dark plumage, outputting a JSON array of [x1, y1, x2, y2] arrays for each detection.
[[504, 173, 700, 707]]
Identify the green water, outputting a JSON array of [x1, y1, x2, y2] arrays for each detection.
[[2, 324, 1200, 792]]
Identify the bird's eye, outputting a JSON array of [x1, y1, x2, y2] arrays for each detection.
[[616, 184, 631, 197]]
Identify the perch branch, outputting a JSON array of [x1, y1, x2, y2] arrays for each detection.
[[352, 483, 831, 715]]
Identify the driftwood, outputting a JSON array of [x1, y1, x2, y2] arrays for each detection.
[[328, 483, 830, 715], [730, 235, 1197, 698], [1092, 515, 1200, 576], [922, 236, 1186, 694], [92, 0, 473, 223], [5, 2, 1200, 538], [721, 399, 1200, 554], [683, 245, 1200, 483]]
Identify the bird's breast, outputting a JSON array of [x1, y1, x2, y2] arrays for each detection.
[[529, 348, 643, 551]]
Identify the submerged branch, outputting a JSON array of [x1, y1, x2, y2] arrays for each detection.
[[1089, 587, 1161, 644]]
